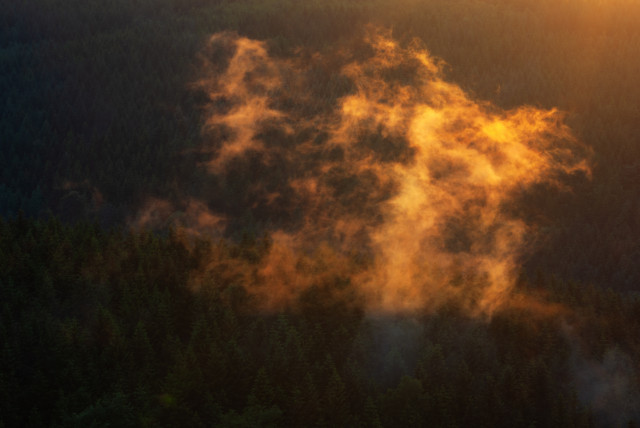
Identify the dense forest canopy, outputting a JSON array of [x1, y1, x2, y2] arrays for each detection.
[[1, 0, 640, 426]]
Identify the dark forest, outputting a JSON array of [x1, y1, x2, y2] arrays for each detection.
[[2, 0, 640, 426]]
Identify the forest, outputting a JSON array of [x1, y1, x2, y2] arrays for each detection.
[[1, 0, 640, 426]]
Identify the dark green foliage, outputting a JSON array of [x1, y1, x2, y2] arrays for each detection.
[[1, 217, 639, 426], [2, 0, 640, 426]]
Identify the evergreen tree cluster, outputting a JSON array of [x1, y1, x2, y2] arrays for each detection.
[[3, 216, 639, 426], [2, 0, 640, 425]]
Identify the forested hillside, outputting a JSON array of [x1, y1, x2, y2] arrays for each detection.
[[2, 216, 640, 426], [2, 0, 640, 426]]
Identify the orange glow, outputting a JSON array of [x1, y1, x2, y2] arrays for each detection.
[[170, 29, 590, 316], [197, 34, 291, 173]]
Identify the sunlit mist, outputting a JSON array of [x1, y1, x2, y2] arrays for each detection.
[[142, 28, 589, 316]]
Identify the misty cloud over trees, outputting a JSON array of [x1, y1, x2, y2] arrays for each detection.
[[2, 0, 640, 426]]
